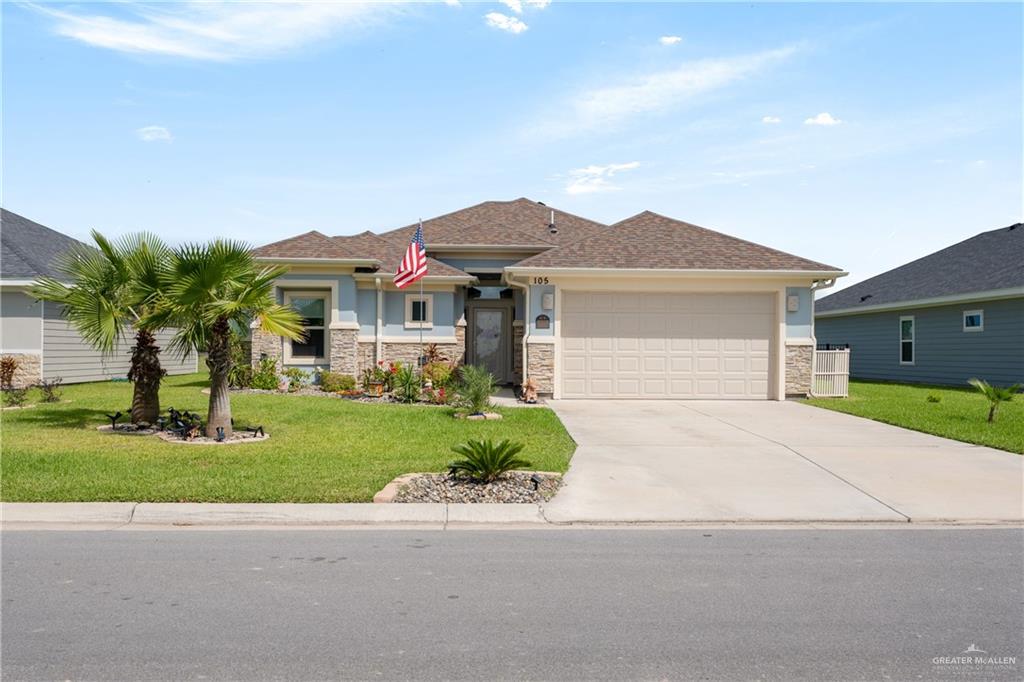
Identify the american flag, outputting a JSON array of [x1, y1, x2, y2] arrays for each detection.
[[394, 222, 428, 289]]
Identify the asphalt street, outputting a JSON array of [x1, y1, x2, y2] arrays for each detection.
[[3, 529, 1022, 680]]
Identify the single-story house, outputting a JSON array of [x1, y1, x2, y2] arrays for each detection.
[[0, 209, 198, 387], [252, 198, 844, 399], [815, 223, 1023, 387]]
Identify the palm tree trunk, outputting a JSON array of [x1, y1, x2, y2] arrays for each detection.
[[206, 317, 234, 438], [127, 329, 165, 424], [988, 404, 996, 423]]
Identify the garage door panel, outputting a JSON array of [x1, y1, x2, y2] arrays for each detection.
[[560, 291, 772, 399]]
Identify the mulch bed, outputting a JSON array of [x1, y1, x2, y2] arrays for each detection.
[[97, 423, 269, 445], [392, 472, 562, 504]]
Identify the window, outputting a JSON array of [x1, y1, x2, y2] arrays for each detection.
[[899, 315, 914, 365], [405, 294, 433, 329], [963, 309, 984, 332], [284, 292, 327, 363]]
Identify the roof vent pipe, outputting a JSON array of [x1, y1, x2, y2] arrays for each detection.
[[548, 209, 558, 234]]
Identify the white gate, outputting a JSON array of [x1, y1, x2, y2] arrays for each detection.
[[813, 349, 850, 398]]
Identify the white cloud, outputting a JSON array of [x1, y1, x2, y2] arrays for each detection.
[[804, 112, 842, 126], [499, 0, 523, 13], [565, 161, 640, 195], [444, 0, 462, 6], [29, 1, 404, 61], [537, 46, 797, 137], [525, 0, 551, 8], [136, 125, 173, 142], [659, 36, 682, 46], [762, 115, 781, 124], [485, 12, 528, 34]]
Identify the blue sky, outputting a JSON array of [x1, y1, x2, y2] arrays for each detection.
[[3, 1, 1021, 290]]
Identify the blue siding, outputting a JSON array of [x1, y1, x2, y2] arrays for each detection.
[[786, 286, 812, 338], [381, 290, 456, 337], [355, 289, 376, 336], [816, 298, 1024, 387], [529, 284, 555, 336]]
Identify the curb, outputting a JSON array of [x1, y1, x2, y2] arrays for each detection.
[[1, 502, 548, 528], [3, 503, 1020, 529]]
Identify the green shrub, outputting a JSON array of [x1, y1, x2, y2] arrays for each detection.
[[227, 329, 252, 388], [926, 394, 941, 403], [250, 357, 279, 390], [448, 439, 531, 483], [38, 377, 63, 403], [282, 367, 309, 392], [422, 361, 455, 388], [2, 387, 29, 407], [319, 371, 357, 393], [394, 363, 421, 403], [457, 364, 496, 414]]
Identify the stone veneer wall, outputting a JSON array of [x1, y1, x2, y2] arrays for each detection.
[[250, 329, 283, 371], [785, 343, 813, 397], [329, 328, 359, 376], [512, 324, 524, 384], [357, 342, 376, 377], [526, 343, 554, 394], [2, 353, 42, 389]]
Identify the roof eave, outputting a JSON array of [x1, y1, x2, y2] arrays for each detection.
[[253, 256, 380, 266], [427, 244, 556, 252], [816, 286, 1024, 317], [505, 266, 848, 279]]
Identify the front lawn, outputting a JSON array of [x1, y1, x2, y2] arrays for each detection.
[[0, 373, 576, 502], [805, 380, 1023, 454]]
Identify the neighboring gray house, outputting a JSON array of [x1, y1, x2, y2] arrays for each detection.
[[0, 209, 197, 387], [816, 223, 1023, 387]]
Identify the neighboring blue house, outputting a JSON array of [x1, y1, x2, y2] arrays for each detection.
[[251, 198, 844, 399], [816, 223, 1023, 388]]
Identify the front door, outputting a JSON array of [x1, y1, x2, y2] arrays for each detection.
[[467, 302, 512, 383]]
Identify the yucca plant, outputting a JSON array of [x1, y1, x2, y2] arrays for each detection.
[[457, 364, 496, 415], [393, 363, 421, 403], [967, 378, 1022, 423], [448, 439, 531, 483]]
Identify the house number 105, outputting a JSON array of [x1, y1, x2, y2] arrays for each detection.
[[531, 276, 549, 285]]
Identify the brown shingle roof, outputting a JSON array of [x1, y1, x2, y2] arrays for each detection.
[[381, 198, 607, 248], [252, 230, 361, 260], [332, 232, 470, 278], [514, 211, 842, 272]]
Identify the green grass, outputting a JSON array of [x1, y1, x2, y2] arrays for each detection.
[[0, 373, 576, 502], [805, 380, 1023, 454]]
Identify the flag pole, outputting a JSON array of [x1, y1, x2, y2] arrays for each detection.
[[418, 218, 424, 367]]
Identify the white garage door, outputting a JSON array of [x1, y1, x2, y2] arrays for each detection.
[[560, 292, 773, 399]]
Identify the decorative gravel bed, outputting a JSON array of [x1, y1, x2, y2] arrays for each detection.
[[392, 472, 562, 503]]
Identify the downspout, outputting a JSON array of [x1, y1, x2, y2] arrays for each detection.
[[505, 275, 530, 384], [375, 277, 383, 363]]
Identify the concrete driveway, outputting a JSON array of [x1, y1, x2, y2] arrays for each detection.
[[543, 400, 1023, 523]]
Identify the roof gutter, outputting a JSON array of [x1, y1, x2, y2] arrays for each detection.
[[816, 286, 1024, 318], [504, 267, 848, 279]]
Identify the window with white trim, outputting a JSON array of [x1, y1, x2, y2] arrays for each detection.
[[963, 309, 984, 332], [404, 294, 433, 329], [899, 315, 915, 365], [284, 292, 328, 363]]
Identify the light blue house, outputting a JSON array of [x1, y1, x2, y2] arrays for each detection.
[[252, 199, 844, 399], [816, 223, 1023, 387]]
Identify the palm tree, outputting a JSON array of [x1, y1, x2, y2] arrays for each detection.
[[150, 240, 302, 438], [31, 232, 171, 424], [967, 378, 1022, 423]]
